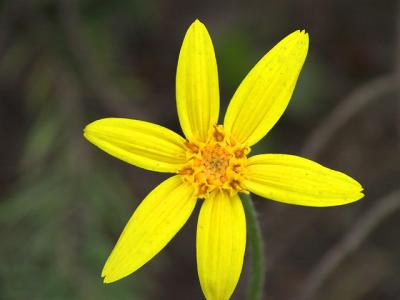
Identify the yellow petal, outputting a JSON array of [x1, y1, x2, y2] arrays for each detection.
[[102, 176, 197, 283], [197, 191, 246, 300], [176, 19, 220, 142], [224, 30, 309, 146], [245, 154, 364, 207], [84, 118, 187, 173]]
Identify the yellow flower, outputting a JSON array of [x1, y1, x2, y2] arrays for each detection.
[[84, 19, 364, 300]]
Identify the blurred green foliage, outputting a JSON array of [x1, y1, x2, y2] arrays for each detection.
[[0, 0, 148, 298]]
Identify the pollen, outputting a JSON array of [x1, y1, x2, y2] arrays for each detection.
[[179, 125, 250, 197]]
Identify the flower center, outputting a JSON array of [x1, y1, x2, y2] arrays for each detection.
[[179, 125, 250, 197]]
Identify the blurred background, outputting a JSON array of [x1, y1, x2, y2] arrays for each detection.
[[1, 0, 399, 299]]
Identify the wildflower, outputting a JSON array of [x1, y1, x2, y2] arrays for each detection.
[[84, 19, 364, 300]]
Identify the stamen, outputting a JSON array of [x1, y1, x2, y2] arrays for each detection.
[[220, 175, 228, 183], [198, 184, 208, 195], [185, 141, 199, 153], [179, 167, 194, 175], [233, 164, 241, 173], [230, 180, 241, 190], [213, 125, 225, 142], [206, 174, 216, 185], [235, 149, 245, 158]]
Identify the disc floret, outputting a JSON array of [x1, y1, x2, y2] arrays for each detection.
[[179, 125, 250, 197]]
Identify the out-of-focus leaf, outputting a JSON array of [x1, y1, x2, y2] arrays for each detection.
[[0, 157, 145, 299], [0, 38, 33, 82], [287, 56, 326, 120], [24, 58, 56, 110], [20, 107, 63, 168], [218, 28, 257, 99]]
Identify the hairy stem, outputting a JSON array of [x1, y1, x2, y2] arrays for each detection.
[[241, 193, 265, 300]]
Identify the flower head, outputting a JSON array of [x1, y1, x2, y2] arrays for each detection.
[[179, 125, 250, 197], [84, 19, 364, 300]]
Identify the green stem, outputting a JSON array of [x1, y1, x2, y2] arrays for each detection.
[[241, 193, 265, 300]]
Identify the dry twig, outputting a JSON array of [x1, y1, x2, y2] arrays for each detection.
[[297, 189, 400, 300], [301, 75, 398, 158]]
